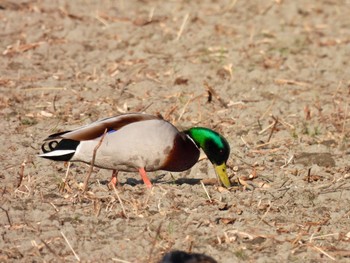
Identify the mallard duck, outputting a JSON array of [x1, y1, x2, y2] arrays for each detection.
[[39, 113, 231, 188]]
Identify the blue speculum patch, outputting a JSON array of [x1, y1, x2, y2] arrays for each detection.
[[107, 129, 116, 134]]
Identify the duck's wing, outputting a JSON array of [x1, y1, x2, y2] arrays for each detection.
[[44, 113, 162, 141]]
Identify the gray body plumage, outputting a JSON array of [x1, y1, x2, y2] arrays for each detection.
[[72, 119, 180, 171]]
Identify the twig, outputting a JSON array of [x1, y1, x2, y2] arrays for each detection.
[[307, 167, 312, 183], [0, 207, 12, 226], [17, 159, 27, 188], [258, 201, 271, 225], [53, 94, 58, 112], [139, 102, 153, 113], [60, 231, 80, 262], [267, 116, 278, 142], [111, 184, 128, 219], [176, 13, 189, 41], [200, 181, 212, 202], [83, 128, 108, 192], [40, 238, 63, 262], [205, 82, 228, 108]]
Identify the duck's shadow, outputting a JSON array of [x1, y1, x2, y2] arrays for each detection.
[[102, 174, 202, 187]]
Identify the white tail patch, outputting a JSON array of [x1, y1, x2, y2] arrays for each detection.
[[39, 150, 76, 157]]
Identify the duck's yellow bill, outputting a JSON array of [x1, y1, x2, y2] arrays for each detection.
[[214, 163, 231, 188]]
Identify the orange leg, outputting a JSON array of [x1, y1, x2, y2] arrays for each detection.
[[108, 169, 118, 188], [138, 168, 152, 188]]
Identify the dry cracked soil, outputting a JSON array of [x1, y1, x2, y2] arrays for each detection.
[[1, 0, 350, 262]]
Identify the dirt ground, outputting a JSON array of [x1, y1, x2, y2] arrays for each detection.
[[1, 0, 350, 262]]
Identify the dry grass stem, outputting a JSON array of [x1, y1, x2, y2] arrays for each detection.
[[60, 231, 80, 262], [60, 161, 71, 192], [178, 94, 193, 121], [148, 7, 155, 21], [278, 118, 295, 130], [240, 136, 250, 148], [3, 41, 43, 55], [280, 155, 294, 168], [49, 202, 59, 212], [259, 122, 275, 134], [83, 128, 108, 192], [310, 245, 336, 261], [147, 222, 163, 263], [111, 258, 132, 263], [111, 184, 128, 219], [200, 181, 212, 202], [255, 139, 286, 149], [176, 13, 189, 41], [95, 13, 109, 26], [23, 86, 66, 91], [310, 233, 339, 241], [259, 100, 275, 120], [275, 78, 311, 87]]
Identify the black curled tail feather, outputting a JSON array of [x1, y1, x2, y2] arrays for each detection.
[[40, 139, 80, 161], [41, 141, 59, 153]]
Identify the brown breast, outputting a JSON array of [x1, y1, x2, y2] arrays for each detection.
[[161, 133, 200, 172]]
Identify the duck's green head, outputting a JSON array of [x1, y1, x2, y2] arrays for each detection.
[[185, 127, 231, 187]]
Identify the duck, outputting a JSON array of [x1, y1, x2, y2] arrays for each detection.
[[159, 250, 217, 263], [39, 113, 231, 188]]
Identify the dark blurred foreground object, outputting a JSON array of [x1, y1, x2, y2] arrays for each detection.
[[160, 250, 218, 263]]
